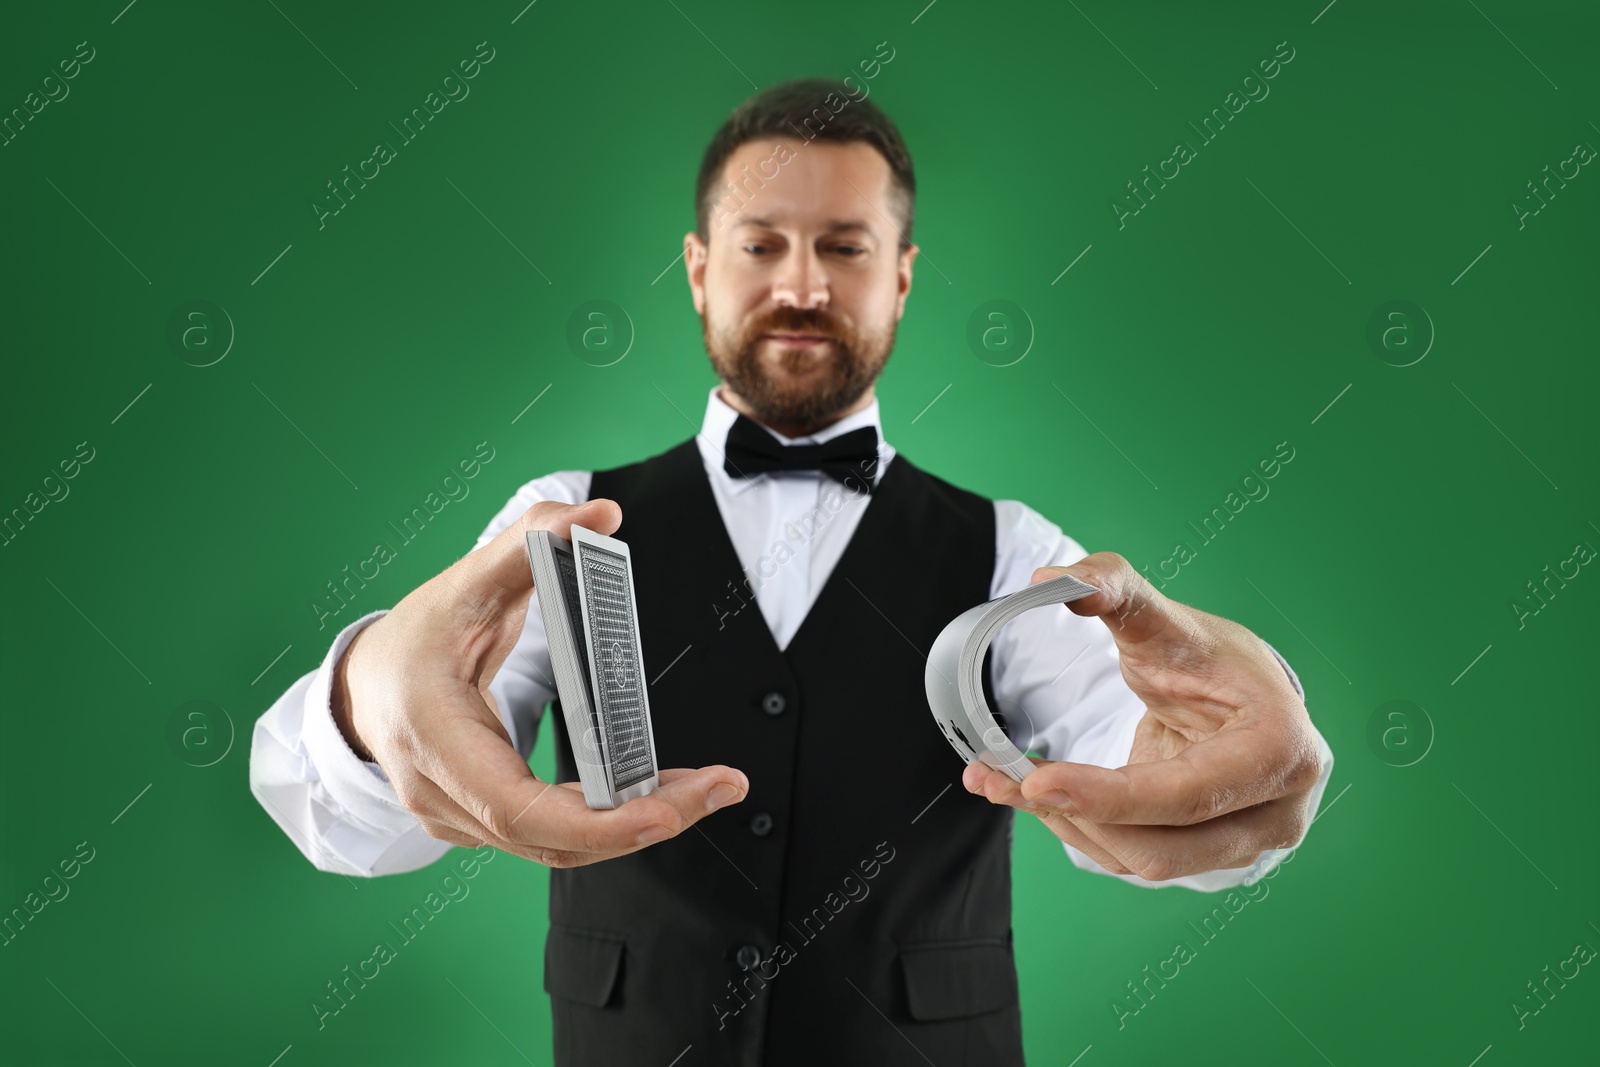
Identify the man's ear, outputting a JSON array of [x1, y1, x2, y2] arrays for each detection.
[[685, 231, 709, 314], [894, 243, 918, 321]]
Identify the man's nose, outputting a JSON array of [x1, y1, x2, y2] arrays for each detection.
[[772, 247, 828, 309]]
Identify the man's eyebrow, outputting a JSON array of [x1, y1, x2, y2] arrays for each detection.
[[734, 216, 875, 234]]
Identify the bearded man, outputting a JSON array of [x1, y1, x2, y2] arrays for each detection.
[[250, 77, 1333, 1067]]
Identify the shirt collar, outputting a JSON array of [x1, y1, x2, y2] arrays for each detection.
[[696, 385, 896, 495]]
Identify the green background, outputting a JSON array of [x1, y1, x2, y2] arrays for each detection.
[[3, 0, 1596, 1063]]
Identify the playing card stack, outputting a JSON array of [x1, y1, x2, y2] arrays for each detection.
[[924, 573, 1100, 782], [525, 524, 661, 808]]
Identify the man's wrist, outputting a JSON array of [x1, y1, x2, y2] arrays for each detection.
[[330, 633, 376, 763]]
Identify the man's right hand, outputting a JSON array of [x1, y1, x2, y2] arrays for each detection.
[[330, 497, 748, 868]]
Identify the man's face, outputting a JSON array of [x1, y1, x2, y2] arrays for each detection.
[[685, 137, 917, 435]]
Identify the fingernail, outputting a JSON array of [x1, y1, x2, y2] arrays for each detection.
[[707, 783, 741, 811], [635, 825, 672, 847]]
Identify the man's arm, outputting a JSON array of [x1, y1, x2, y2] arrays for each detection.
[[246, 470, 590, 876], [985, 499, 1334, 891]]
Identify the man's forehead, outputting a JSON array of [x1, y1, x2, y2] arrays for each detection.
[[718, 138, 895, 233]]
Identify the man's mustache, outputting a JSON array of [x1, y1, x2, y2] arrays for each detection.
[[753, 309, 840, 339]]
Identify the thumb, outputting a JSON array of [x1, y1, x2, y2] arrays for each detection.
[[462, 497, 623, 610], [1032, 552, 1196, 649], [416, 499, 622, 686]]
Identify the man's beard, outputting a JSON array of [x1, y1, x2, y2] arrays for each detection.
[[702, 301, 896, 433]]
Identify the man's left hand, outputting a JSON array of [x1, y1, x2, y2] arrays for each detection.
[[962, 553, 1326, 882]]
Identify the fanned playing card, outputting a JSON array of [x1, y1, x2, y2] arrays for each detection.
[[925, 573, 1100, 782]]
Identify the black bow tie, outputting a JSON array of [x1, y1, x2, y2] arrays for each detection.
[[722, 414, 881, 494]]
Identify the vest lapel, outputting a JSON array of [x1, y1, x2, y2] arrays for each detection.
[[665, 441, 910, 659]]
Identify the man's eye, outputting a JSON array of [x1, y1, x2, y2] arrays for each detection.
[[831, 245, 864, 257], [743, 244, 770, 255]]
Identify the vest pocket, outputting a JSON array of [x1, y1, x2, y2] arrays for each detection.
[[544, 924, 626, 1008], [897, 938, 1019, 1021]]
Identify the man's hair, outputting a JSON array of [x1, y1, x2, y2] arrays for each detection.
[[694, 77, 916, 252]]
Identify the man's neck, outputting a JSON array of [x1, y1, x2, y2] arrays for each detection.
[[716, 384, 876, 440]]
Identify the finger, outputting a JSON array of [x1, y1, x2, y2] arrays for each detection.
[[505, 767, 748, 870], [963, 762, 1134, 874], [484, 767, 753, 869], [414, 699, 749, 857], [408, 697, 598, 850], [972, 761, 1308, 880], [500, 767, 749, 866], [596, 765, 753, 856], [409, 769, 604, 866], [1017, 724, 1321, 826], [1030, 553, 1198, 651], [408, 766, 590, 860], [1059, 795, 1309, 882], [401, 770, 498, 849]]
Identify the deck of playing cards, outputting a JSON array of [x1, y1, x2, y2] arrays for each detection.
[[525, 524, 660, 808], [924, 573, 1100, 782]]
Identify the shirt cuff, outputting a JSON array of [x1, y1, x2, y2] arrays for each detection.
[[300, 609, 420, 838]]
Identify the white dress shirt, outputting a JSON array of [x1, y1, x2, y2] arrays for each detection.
[[249, 387, 1334, 890]]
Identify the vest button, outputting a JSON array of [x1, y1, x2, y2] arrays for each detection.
[[749, 812, 773, 837], [760, 691, 787, 716], [736, 943, 762, 970]]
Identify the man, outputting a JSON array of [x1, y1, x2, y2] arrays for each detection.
[[250, 78, 1333, 1065]]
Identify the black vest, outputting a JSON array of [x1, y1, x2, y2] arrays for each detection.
[[542, 439, 1024, 1066]]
